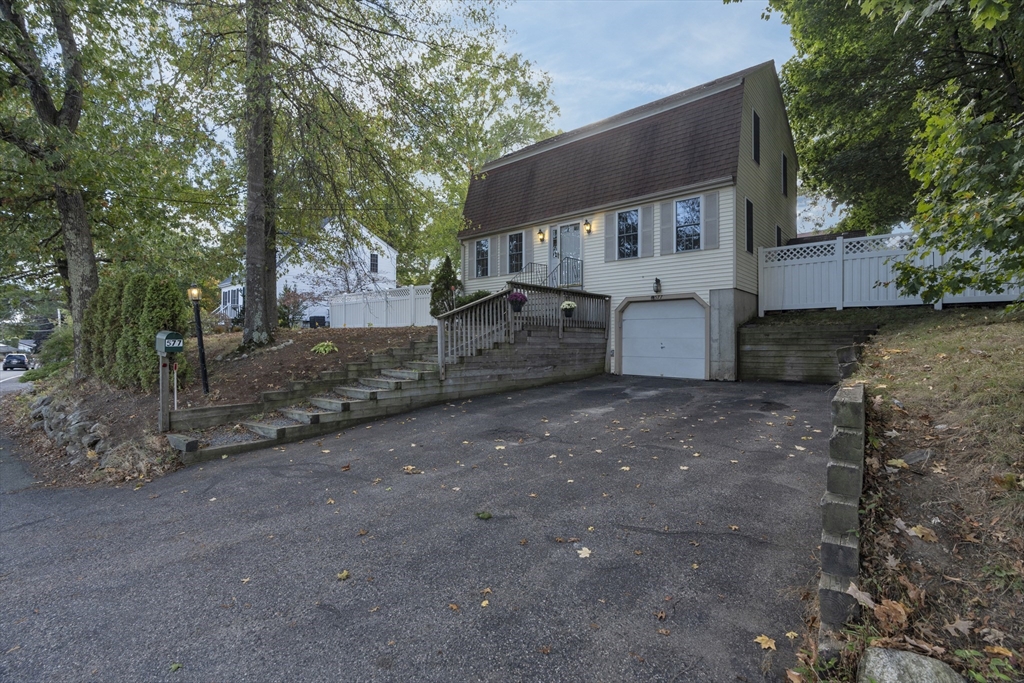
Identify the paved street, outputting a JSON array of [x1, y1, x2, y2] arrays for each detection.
[[0, 368, 31, 396], [0, 375, 834, 682]]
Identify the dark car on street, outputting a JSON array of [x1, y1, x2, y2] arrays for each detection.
[[2, 353, 29, 371]]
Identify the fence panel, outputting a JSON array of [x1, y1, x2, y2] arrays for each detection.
[[329, 285, 436, 328], [760, 235, 1020, 314]]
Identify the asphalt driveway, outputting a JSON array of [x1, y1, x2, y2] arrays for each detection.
[[0, 375, 834, 682]]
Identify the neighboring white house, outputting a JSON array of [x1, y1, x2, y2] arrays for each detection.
[[459, 61, 797, 381], [217, 221, 398, 327]]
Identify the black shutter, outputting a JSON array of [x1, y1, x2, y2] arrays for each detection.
[[746, 199, 754, 253], [782, 153, 788, 196], [753, 111, 760, 165]]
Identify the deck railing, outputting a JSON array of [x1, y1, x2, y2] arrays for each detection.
[[436, 282, 610, 380], [509, 262, 549, 287]]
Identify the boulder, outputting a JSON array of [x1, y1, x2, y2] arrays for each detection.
[[93, 439, 110, 455], [31, 395, 52, 410], [89, 423, 112, 438], [83, 433, 102, 448], [69, 423, 91, 439], [858, 648, 964, 683]]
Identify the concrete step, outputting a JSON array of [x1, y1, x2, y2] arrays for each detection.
[[331, 385, 378, 400]]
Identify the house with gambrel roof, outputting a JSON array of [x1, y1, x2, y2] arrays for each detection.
[[458, 61, 797, 381]]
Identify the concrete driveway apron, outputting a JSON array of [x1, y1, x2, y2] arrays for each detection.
[[0, 375, 833, 682]]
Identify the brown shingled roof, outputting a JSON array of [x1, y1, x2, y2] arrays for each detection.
[[460, 62, 769, 239]]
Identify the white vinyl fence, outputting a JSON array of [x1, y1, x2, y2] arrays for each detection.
[[329, 285, 435, 328], [759, 234, 1021, 316]]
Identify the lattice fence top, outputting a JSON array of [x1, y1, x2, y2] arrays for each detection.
[[844, 235, 914, 255], [764, 242, 835, 263]]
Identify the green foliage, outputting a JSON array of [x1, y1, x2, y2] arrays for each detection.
[[455, 290, 492, 309], [113, 274, 151, 387], [311, 341, 338, 355], [429, 256, 462, 318], [39, 324, 74, 366], [20, 360, 72, 383], [136, 278, 192, 390]]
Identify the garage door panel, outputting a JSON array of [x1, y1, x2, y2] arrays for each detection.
[[620, 299, 706, 380]]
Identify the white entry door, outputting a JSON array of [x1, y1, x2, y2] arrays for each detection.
[[550, 223, 581, 286], [620, 299, 706, 379]]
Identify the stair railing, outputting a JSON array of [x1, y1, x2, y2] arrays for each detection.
[[435, 288, 514, 380]]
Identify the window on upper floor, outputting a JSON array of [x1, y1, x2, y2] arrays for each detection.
[[674, 197, 701, 252], [617, 209, 639, 259], [782, 153, 789, 196], [369, 253, 379, 273], [746, 199, 755, 253], [507, 232, 523, 273], [475, 238, 490, 277], [753, 110, 761, 165]]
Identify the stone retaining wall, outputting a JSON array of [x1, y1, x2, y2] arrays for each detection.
[[818, 383, 866, 652], [27, 395, 114, 464]]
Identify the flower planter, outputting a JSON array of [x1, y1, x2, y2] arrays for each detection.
[[562, 308, 574, 319], [510, 302, 525, 313]]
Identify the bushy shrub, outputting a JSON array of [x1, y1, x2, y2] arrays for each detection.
[[113, 274, 151, 387], [455, 290, 492, 308], [429, 256, 462, 318], [39, 323, 74, 366], [137, 277, 192, 390]]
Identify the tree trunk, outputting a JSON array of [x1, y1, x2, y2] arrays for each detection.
[[55, 186, 98, 379], [242, 0, 273, 346], [263, 88, 278, 331]]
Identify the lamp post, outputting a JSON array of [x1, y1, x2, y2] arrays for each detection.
[[188, 284, 210, 394]]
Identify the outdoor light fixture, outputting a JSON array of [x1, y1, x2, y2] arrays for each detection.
[[188, 283, 210, 394], [584, 219, 592, 234], [538, 227, 545, 243], [653, 278, 662, 294]]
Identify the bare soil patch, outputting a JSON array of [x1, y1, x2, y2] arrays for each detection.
[[0, 326, 434, 488]]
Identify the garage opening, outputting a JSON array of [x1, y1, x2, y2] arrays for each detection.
[[620, 299, 707, 379]]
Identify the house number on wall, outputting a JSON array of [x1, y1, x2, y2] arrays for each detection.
[[650, 294, 663, 300]]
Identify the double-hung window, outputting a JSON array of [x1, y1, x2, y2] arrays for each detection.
[[475, 238, 490, 277], [674, 197, 701, 252], [369, 253, 379, 273], [616, 209, 639, 259], [507, 233, 523, 273]]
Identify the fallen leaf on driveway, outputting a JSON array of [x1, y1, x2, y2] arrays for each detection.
[[337, 570, 350, 581], [495, 446, 505, 450], [448, 603, 459, 611], [480, 600, 489, 608], [480, 587, 492, 595], [402, 465, 423, 474], [679, 466, 689, 470], [655, 611, 666, 620], [241, 577, 250, 584], [794, 446, 806, 451], [326, 498, 335, 505], [786, 670, 805, 683], [786, 631, 799, 641], [754, 634, 776, 650], [357, 529, 368, 536], [620, 467, 630, 471], [340, 464, 350, 472], [321, 449, 330, 454], [657, 629, 670, 636], [577, 547, 592, 558], [729, 525, 739, 531], [475, 511, 492, 520]]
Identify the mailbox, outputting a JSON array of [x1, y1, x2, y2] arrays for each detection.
[[155, 331, 184, 355]]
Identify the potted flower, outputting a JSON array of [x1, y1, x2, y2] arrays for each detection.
[[561, 300, 577, 318], [507, 291, 528, 312]]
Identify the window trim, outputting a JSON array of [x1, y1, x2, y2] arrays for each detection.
[[507, 231, 524, 274], [752, 110, 761, 165], [745, 199, 754, 254], [615, 208, 640, 260], [369, 253, 379, 274], [673, 196, 702, 253], [474, 238, 490, 278]]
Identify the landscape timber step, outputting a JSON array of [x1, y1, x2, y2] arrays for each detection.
[[331, 385, 378, 400], [360, 376, 405, 390], [309, 396, 369, 412], [381, 368, 439, 381], [242, 421, 291, 439], [278, 407, 341, 425], [406, 361, 440, 372]]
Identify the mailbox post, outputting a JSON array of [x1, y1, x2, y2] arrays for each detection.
[[156, 331, 183, 432]]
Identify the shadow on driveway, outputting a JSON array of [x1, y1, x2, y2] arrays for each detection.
[[0, 375, 834, 682]]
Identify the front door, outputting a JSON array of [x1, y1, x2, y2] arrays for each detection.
[[550, 223, 581, 286]]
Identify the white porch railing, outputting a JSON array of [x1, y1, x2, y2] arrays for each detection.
[[435, 282, 610, 380], [329, 285, 435, 328], [758, 234, 1022, 316]]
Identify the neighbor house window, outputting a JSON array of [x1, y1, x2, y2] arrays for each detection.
[[616, 209, 639, 259], [231, 288, 239, 305], [222, 291, 229, 307], [776, 225, 783, 247], [507, 232, 523, 273], [475, 238, 490, 277], [675, 197, 701, 252], [753, 110, 761, 165], [746, 199, 754, 253], [781, 153, 788, 196], [369, 253, 379, 273]]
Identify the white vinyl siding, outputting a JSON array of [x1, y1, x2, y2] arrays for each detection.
[[734, 65, 799, 295]]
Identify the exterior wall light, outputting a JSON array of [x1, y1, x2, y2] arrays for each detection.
[[538, 227, 545, 243], [584, 219, 592, 234], [653, 278, 662, 294]]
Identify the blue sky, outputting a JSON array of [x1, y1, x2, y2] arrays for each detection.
[[498, 0, 795, 133], [496, 1, 836, 231]]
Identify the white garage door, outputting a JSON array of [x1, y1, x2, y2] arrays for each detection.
[[621, 299, 706, 379]]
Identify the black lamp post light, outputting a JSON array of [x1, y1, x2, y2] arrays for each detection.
[[188, 284, 210, 394]]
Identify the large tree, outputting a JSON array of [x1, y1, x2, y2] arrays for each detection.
[[179, 0, 557, 346]]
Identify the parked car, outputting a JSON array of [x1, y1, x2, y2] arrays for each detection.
[[2, 353, 29, 371]]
